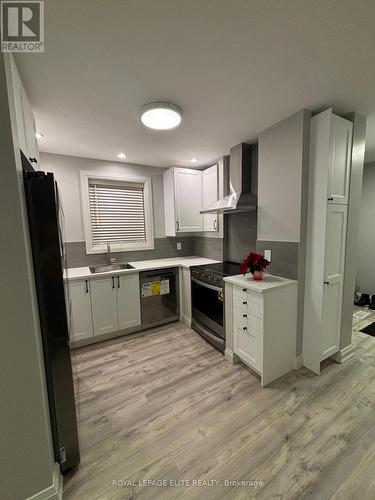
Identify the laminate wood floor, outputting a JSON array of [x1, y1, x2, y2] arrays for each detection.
[[64, 315, 375, 500]]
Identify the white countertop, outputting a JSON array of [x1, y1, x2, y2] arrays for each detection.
[[65, 256, 220, 281], [224, 273, 297, 293]]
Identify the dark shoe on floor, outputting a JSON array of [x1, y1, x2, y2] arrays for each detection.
[[369, 296, 375, 310], [354, 293, 370, 307]]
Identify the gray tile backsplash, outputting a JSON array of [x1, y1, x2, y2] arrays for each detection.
[[224, 211, 257, 263], [256, 240, 299, 280], [192, 237, 224, 261], [66, 237, 194, 268]]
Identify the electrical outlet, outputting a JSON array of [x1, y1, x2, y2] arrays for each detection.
[[264, 249, 272, 262], [177, 242, 182, 251]]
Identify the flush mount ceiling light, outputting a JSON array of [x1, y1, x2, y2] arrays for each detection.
[[190, 158, 198, 163], [35, 132, 44, 139], [140, 102, 182, 130], [117, 152, 126, 159]]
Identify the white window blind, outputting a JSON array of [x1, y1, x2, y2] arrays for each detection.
[[88, 181, 146, 247]]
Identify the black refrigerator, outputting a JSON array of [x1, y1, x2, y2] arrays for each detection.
[[23, 156, 80, 472]]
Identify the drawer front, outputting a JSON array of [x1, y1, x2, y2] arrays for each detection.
[[233, 317, 261, 371], [234, 308, 262, 334], [233, 293, 263, 319]]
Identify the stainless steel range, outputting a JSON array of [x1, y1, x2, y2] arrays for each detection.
[[190, 261, 241, 353]]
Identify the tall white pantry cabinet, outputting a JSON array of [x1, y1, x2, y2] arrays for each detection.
[[303, 109, 353, 374]]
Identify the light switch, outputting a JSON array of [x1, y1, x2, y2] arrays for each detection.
[[177, 242, 182, 250], [264, 249, 272, 262]]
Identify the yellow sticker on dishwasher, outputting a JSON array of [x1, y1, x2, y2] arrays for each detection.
[[151, 281, 160, 295]]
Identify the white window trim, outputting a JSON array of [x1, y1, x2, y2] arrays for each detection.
[[80, 170, 155, 254]]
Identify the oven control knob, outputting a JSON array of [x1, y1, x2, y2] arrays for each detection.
[[208, 276, 213, 281]]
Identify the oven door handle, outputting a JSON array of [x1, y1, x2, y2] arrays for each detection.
[[191, 277, 223, 292], [192, 319, 225, 345]]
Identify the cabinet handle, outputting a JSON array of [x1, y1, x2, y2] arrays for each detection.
[[214, 219, 217, 230], [29, 157, 38, 164], [176, 220, 179, 231], [112, 276, 115, 289], [328, 197, 334, 201], [243, 326, 248, 331], [85, 279, 89, 293], [242, 288, 247, 292], [243, 301, 247, 305], [324, 280, 330, 285], [243, 314, 247, 318], [117, 276, 120, 288]]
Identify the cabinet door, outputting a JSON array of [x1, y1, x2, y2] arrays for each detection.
[[117, 274, 141, 330], [175, 169, 203, 232], [69, 279, 93, 342], [90, 276, 119, 335], [203, 165, 218, 232], [321, 204, 347, 358], [327, 116, 353, 205], [233, 313, 262, 371], [23, 98, 40, 168]]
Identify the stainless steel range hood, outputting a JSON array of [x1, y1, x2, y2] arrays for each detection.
[[200, 143, 258, 214]]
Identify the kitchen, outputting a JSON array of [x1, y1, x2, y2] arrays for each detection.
[[1, 2, 375, 499]]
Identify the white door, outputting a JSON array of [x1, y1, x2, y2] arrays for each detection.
[[90, 276, 119, 335], [69, 279, 94, 342], [203, 165, 218, 232], [327, 116, 353, 205], [117, 274, 141, 330], [174, 169, 203, 232], [321, 204, 347, 359]]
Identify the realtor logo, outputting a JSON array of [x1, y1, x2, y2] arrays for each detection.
[[1, 1, 44, 52]]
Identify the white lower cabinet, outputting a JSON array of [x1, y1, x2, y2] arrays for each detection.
[[68, 273, 141, 345], [180, 267, 191, 325], [69, 279, 93, 342], [90, 276, 119, 336], [225, 277, 298, 387], [117, 274, 141, 330]]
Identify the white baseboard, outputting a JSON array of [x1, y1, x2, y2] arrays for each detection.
[[225, 348, 240, 365], [331, 344, 355, 364], [27, 463, 62, 500], [294, 354, 303, 370], [181, 314, 191, 327]]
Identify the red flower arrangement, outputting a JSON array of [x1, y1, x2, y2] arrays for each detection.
[[240, 251, 270, 280]]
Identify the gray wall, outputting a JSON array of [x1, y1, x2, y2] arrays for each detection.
[[257, 110, 311, 355], [1, 55, 55, 500], [41, 152, 224, 265], [356, 162, 375, 293], [40, 152, 168, 241]]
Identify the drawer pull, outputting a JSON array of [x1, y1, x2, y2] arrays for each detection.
[[243, 314, 247, 318], [243, 301, 247, 305], [243, 326, 247, 331], [242, 288, 247, 292]]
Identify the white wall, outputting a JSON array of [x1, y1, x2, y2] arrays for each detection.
[[40, 152, 168, 242], [1, 55, 56, 500], [258, 110, 310, 242], [357, 162, 375, 293]]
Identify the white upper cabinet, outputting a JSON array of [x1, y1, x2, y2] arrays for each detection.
[[68, 279, 94, 342], [202, 165, 218, 232], [163, 168, 203, 236], [8, 56, 40, 169], [327, 113, 353, 204], [117, 274, 141, 330]]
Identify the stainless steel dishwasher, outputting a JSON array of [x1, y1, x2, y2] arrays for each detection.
[[139, 268, 179, 327]]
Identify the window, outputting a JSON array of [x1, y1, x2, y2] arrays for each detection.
[[80, 171, 154, 254]]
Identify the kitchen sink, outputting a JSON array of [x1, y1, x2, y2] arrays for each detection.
[[89, 263, 135, 274]]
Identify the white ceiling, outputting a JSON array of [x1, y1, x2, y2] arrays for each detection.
[[15, 0, 375, 168]]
